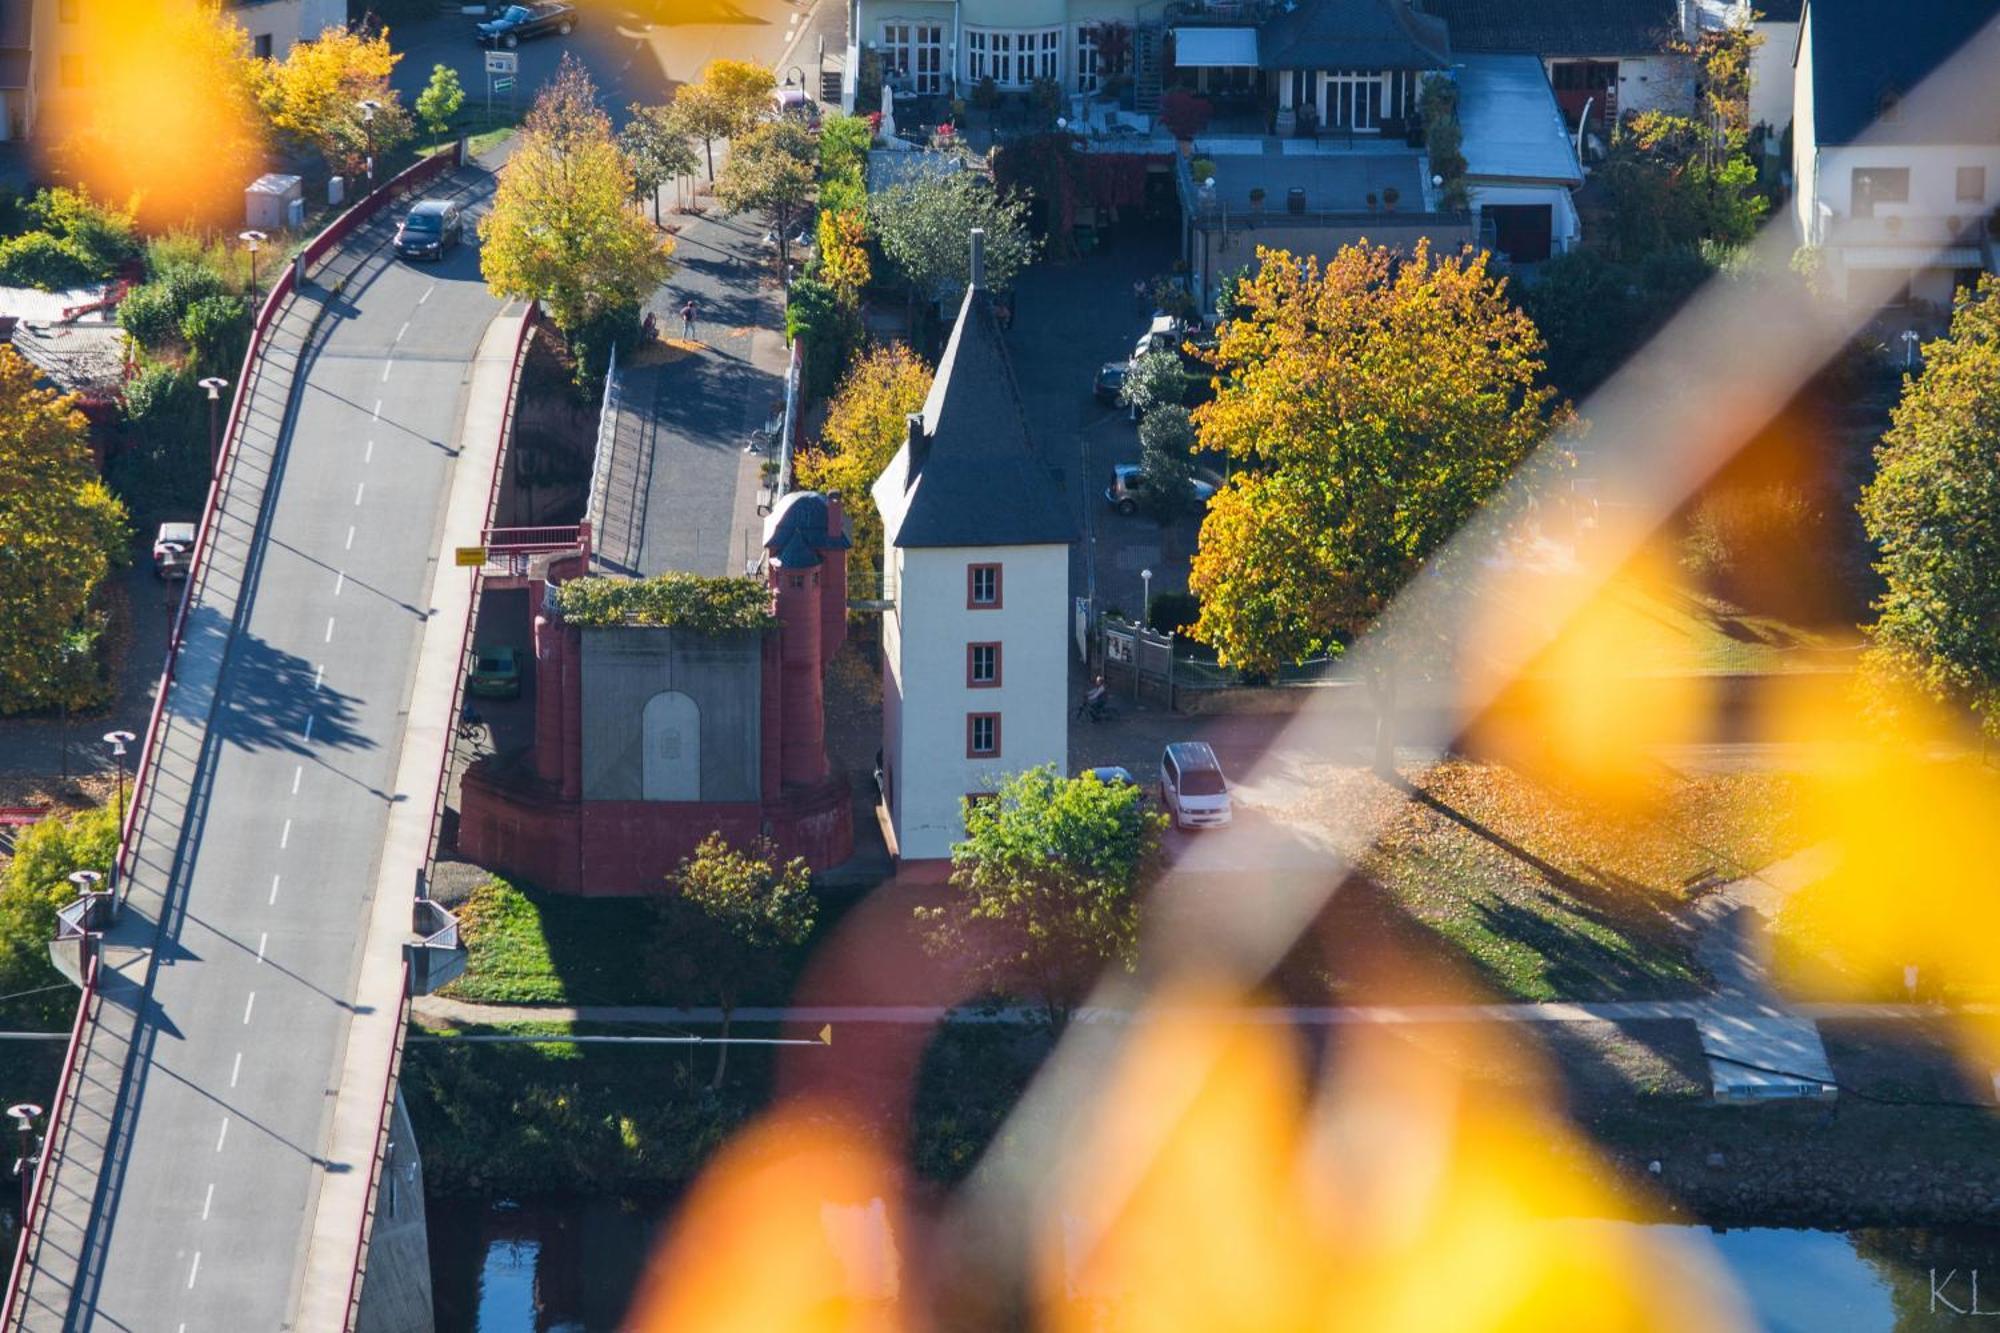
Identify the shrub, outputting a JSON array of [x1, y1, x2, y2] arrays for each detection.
[[0, 231, 96, 290], [1682, 483, 1825, 603], [971, 76, 1000, 111], [784, 275, 854, 400], [1160, 90, 1212, 140], [110, 364, 210, 515], [28, 186, 140, 275], [552, 573, 778, 632], [119, 261, 232, 352], [179, 294, 251, 376], [818, 112, 871, 184], [1147, 590, 1200, 636]]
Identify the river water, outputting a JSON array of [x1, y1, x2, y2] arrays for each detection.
[[429, 1196, 2000, 1331]]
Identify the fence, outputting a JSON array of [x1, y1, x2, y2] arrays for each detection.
[[582, 340, 622, 563], [339, 963, 413, 1333], [0, 955, 97, 1332]]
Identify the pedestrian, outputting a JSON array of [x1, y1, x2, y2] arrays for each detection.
[[640, 310, 657, 342], [680, 298, 698, 342]]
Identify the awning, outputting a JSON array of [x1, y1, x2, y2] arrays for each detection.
[[1844, 246, 1985, 270], [1172, 26, 1258, 68]]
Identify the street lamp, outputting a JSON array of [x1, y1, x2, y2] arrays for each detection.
[[8, 1103, 42, 1220], [1141, 567, 1153, 623], [358, 99, 382, 187], [102, 730, 135, 818], [1901, 328, 1921, 371], [238, 230, 266, 301], [198, 376, 229, 475]]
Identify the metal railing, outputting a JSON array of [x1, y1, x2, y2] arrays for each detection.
[[1, 954, 98, 1332], [338, 962, 412, 1333]]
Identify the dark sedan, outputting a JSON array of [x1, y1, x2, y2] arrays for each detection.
[[394, 199, 464, 261], [477, 1, 575, 46]]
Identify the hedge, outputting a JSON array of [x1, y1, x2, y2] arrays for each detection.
[[552, 573, 778, 633]]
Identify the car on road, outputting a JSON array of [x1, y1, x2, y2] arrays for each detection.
[[1159, 741, 1232, 830], [1081, 765, 1136, 788], [1104, 463, 1218, 515], [466, 645, 521, 698], [1093, 360, 1128, 405], [152, 521, 195, 580], [477, 1, 575, 46], [394, 200, 464, 261], [772, 87, 822, 128]]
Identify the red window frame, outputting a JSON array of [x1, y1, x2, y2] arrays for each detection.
[[967, 563, 1003, 609], [967, 642, 1002, 687], [966, 712, 1001, 757]]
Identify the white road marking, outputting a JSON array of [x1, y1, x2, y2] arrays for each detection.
[[269, 875, 280, 906], [256, 931, 267, 964], [381, 359, 394, 382], [334, 571, 345, 597], [365, 440, 374, 463], [372, 398, 382, 420], [354, 482, 365, 506], [345, 525, 356, 550], [201, 1183, 213, 1220], [279, 819, 291, 849], [313, 663, 325, 692], [420, 284, 434, 304], [242, 993, 255, 1025], [186, 1252, 200, 1290], [325, 616, 336, 642], [291, 765, 301, 795], [396, 321, 409, 342], [303, 713, 315, 742], [231, 1050, 243, 1086], [215, 1117, 230, 1150]]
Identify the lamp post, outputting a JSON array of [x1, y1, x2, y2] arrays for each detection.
[[102, 730, 135, 819], [1138, 567, 1153, 704], [198, 376, 229, 475], [238, 229, 266, 301], [358, 99, 382, 188], [1902, 328, 1921, 371], [8, 1103, 43, 1221]]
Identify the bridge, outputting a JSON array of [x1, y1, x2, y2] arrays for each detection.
[[3, 147, 528, 1331]]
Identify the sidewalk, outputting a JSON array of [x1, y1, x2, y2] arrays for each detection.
[[587, 198, 787, 579]]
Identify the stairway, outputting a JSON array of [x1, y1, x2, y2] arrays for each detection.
[[820, 67, 843, 105], [1134, 24, 1163, 115]]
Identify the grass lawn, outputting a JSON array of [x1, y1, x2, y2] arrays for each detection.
[[442, 878, 661, 1005], [1273, 761, 1801, 1002]]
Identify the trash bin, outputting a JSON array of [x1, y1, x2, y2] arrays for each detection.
[[1286, 186, 1306, 215]]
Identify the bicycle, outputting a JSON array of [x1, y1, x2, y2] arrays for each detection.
[[457, 703, 491, 749]]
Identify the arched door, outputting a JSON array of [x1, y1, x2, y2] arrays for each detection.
[[641, 690, 701, 801]]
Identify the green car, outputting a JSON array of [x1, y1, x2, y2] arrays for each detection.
[[466, 645, 521, 699]]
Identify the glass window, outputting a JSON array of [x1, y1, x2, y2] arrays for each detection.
[[1958, 166, 1987, 203], [1851, 167, 1910, 217], [1077, 24, 1099, 93], [968, 713, 999, 756], [969, 563, 1001, 607], [969, 643, 1000, 686]]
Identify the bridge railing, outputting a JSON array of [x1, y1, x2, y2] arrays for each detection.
[[2, 953, 98, 1331], [1, 145, 467, 1330], [340, 961, 412, 1333]]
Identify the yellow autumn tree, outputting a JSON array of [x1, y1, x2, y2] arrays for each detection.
[[480, 57, 675, 376], [795, 344, 932, 599], [254, 23, 411, 180], [1188, 242, 1567, 768], [0, 348, 131, 714], [47, 0, 263, 227], [815, 207, 871, 306]]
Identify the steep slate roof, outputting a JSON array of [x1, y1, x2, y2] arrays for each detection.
[[1259, 0, 1450, 69], [1798, 0, 2000, 145], [873, 285, 1073, 551], [1428, 0, 1680, 55]]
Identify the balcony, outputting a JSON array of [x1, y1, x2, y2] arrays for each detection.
[[1823, 211, 1994, 255], [1161, 0, 1278, 24]]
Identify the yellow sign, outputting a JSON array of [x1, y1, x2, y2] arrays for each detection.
[[818, 1024, 833, 1046], [454, 547, 487, 567]]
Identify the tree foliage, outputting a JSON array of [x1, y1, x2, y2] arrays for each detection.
[[817, 112, 873, 184], [1118, 347, 1187, 417], [795, 344, 933, 598], [1137, 404, 1199, 521], [870, 169, 1037, 305], [919, 765, 1162, 1028], [652, 833, 814, 1084], [814, 206, 871, 306], [619, 102, 699, 223], [1859, 276, 2000, 731], [713, 118, 816, 270], [254, 25, 411, 179], [668, 59, 773, 181], [480, 58, 675, 365], [551, 572, 776, 632], [0, 804, 118, 1024], [415, 63, 465, 150], [0, 348, 130, 714], [782, 275, 855, 401], [1187, 243, 1564, 762]]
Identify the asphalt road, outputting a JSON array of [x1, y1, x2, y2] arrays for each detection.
[[68, 185, 505, 1329]]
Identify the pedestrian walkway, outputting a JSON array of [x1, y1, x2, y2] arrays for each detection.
[[587, 199, 787, 579]]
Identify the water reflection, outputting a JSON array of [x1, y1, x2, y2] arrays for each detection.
[[431, 1194, 2000, 1332]]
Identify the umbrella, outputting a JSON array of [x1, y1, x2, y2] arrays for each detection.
[[880, 80, 897, 144]]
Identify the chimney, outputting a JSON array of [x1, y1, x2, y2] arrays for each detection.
[[969, 227, 986, 292], [904, 411, 928, 480]]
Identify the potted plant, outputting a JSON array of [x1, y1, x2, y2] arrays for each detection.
[[1189, 157, 1216, 186], [1382, 186, 1400, 212], [1248, 186, 1266, 212]]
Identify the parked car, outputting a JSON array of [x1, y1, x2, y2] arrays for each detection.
[[1082, 765, 1136, 788], [151, 521, 195, 581], [466, 645, 521, 699], [771, 87, 821, 128], [394, 200, 464, 261], [1093, 360, 1128, 405], [477, 1, 575, 46], [1159, 741, 1232, 830], [1104, 463, 1218, 515]]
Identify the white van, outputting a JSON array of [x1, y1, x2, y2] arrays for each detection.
[[1160, 741, 1232, 829]]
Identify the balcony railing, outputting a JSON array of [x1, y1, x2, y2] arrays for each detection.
[[1823, 212, 1994, 250]]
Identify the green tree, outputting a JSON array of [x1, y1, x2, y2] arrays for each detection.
[[1521, 250, 1642, 396], [1118, 347, 1187, 418], [1187, 243, 1565, 770], [664, 82, 734, 183], [253, 24, 411, 180], [781, 275, 854, 400], [480, 58, 675, 380], [0, 348, 130, 715], [668, 58, 773, 182], [0, 804, 117, 1024], [795, 344, 933, 598], [619, 102, 699, 224], [1136, 403, 1199, 521], [415, 63, 465, 151], [1859, 276, 2000, 732], [817, 111, 872, 184], [713, 118, 816, 272], [179, 293, 252, 377], [919, 765, 1163, 1028], [650, 833, 815, 1087], [869, 168, 1037, 307]]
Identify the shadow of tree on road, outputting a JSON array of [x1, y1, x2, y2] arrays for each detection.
[[214, 630, 373, 758]]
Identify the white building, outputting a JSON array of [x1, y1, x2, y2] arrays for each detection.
[[873, 232, 1074, 866], [1791, 0, 2000, 306]]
